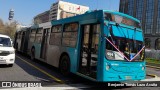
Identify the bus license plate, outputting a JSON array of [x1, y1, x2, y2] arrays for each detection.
[[125, 76, 132, 80]]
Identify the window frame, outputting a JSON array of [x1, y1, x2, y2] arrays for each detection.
[[34, 28, 43, 44], [29, 29, 37, 43], [49, 24, 62, 45], [62, 22, 79, 47], [145, 38, 151, 49]]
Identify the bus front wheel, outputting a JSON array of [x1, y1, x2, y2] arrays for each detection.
[[60, 55, 70, 76]]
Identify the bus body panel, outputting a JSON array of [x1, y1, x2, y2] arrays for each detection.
[[33, 43, 41, 59], [46, 46, 78, 72], [46, 45, 61, 67], [102, 58, 146, 81], [66, 47, 78, 73], [96, 23, 105, 81]]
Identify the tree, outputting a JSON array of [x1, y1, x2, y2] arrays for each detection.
[[0, 19, 4, 26], [0, 19, 5, 34], [0, 18, 17, 39]]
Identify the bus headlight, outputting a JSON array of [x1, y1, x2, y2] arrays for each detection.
[[142, 66, 145, 70], [106, 65, 110, 70], [106, 51, 115, 60]]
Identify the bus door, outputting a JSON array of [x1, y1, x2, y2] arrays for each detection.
[[40, 28, 49, 59], [23, 30, 30, 53], [20, 31, 25, 51], [79, 24, 100, 79], [14, 33, 18, 49]]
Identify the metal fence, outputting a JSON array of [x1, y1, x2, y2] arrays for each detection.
[[145, 49, 160, 60]]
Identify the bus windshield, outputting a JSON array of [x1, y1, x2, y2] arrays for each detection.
[[106, 36, 145, 62], [104, 13, 141, 28]]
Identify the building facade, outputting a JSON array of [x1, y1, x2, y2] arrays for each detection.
[[34, 1, 89, 24], [119, 0, 160, 50], [33, 10, 50, 24], [50, 1, 89, 21]]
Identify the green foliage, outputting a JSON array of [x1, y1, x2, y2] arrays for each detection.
[[146, 58, 160, 64], [0, 19, 17, 39]]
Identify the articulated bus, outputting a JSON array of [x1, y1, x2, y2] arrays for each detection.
[[15, 10, 145, 82], [14, 22, 51, 58]]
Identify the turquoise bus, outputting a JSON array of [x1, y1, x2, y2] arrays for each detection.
[[15, 10, 145, 82]]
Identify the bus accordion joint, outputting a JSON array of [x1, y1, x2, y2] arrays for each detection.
[[105, 37, 145, 62]]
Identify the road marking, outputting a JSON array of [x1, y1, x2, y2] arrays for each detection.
[[147, 74, 159, 78], [16, 56, 64, 84]]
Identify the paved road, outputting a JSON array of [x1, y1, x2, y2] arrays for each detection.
[[146, 67, 160, 77], [0, 53, 160, 89]]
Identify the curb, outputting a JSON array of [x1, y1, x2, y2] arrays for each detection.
[[146, 65, 160, 69]]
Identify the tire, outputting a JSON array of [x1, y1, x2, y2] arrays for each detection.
[[31, 48, 35, 61], [60, 55, 70, 76], [8, 64, 13, 67]]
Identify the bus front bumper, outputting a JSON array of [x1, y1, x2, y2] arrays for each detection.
[[102, 72, 146, 82]]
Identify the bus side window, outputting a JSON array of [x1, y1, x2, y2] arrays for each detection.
[[35, 28, 43, 43], [91, 24, 100, 54], [62, 23, 78, 47], [49, 25, 62, 45], [29, 29, 36, 42]]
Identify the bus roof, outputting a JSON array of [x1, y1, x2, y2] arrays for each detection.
[[16, 27, 29, 32], [51, 10, 140, 25], [51, 10, 104, 25], [103, 10, 140, 23], [30, 24, 39, 29]]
